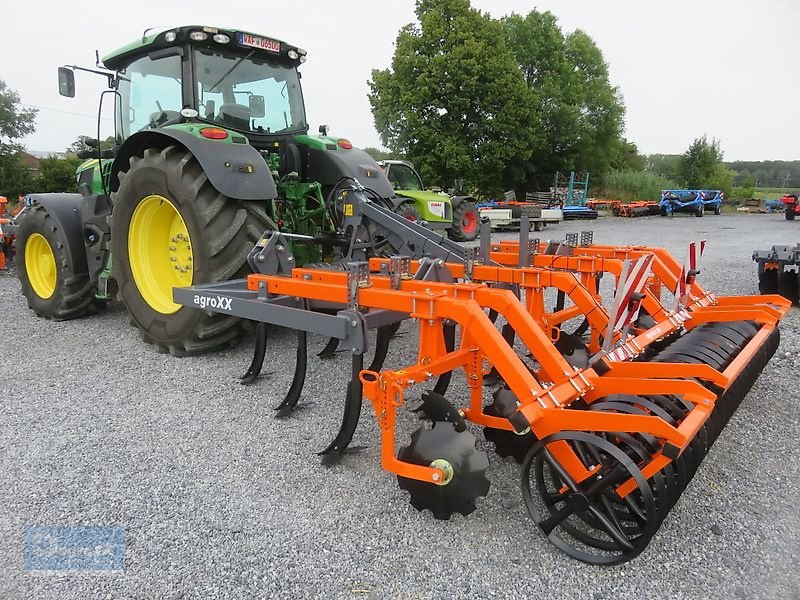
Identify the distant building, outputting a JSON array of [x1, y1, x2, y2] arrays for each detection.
[[18, 152, 41, 177]]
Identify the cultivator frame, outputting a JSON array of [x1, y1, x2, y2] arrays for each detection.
[[175, 185, 789, 564]]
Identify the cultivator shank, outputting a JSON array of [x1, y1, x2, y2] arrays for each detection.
[[176, 187, 789, 564]]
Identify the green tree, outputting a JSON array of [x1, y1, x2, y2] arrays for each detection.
[[501, 11, 625, 190], [38, 155, 82, 193], [0, 80, 38, 198], [369, 0, 538, 194], [67, 134, 117, 154], [679, 135, 724, 188], [610, 139, 645, 172], [363, 147, 394, 162], [646, 154, 681, 181]]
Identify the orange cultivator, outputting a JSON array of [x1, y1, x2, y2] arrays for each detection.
[[176, 184, 789, 564]]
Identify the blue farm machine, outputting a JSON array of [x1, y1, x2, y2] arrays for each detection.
[[659, 190, 723, 217]]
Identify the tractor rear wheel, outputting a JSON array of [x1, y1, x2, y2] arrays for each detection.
[[449, 200, 479, 241], [110, 146, 272, 355], [17, 204, 102, 320]]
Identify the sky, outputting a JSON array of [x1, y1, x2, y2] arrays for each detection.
[[1, 0, 797, 161]]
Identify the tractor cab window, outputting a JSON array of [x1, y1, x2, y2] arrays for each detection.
[[194, 49, 307, 135], [386, 164, 424, 191], [117, 53, 183, 137]]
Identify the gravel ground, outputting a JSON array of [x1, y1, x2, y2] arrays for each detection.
[[1, 212, 799, 600]]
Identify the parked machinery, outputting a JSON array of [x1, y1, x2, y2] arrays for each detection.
[[377, 159, 480, 241], [15, 25, 410, 353], [659, 190, 723, 217], [753, 243, 800, 304], [175, 185, 789, 565], [780, 194, 799, 221]]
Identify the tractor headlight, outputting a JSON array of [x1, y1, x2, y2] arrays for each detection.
[[164, 31, 177, 43], [190, 31, 208, 41], [213, 33, 230, 44], [288, 49, 299, 60]]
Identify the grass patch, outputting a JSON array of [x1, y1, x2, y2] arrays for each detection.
[[754, 187, 800, 198]]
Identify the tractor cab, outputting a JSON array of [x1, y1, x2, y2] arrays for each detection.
[[101, 26, 309, 148]]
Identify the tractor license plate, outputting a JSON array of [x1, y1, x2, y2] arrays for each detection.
[[238, 33, 281, 53], [428, 201, 445, 218]]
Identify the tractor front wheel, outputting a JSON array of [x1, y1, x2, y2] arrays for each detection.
[[110, 146, 272, 355], [395, 202, 421, 223], [17, 204, 102, 320], [449, 200, 479, 241]]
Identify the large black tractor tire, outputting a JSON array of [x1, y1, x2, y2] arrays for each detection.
[[449, 200, 479, 242], [17, 204, 103, 320], [110, 146, 272, 356]]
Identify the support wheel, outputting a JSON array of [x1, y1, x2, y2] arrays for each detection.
[[521, 431, 658, 565], [786, 209, 795, 221], [17, 204, 103, 320], [110, 146, 273, 355], [448, 200, 479, 241], [397, 424, 490, 520], [695, 203, 705, 217]]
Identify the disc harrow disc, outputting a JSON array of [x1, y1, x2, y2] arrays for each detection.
[[397, 425, 490, 520], [483, 388, 535, 463]]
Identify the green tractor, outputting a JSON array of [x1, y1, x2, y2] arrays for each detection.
[[378, 159, 479, 242], [17, 25, 409, 354]]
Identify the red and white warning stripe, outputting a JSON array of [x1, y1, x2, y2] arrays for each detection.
[[688, 240, 706, 272], [603, 255, 654, 352]]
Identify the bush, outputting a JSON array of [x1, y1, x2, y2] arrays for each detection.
[[595, 169, 679, 201]]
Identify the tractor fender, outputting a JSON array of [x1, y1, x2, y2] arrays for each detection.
[[110, 129, 278, 201], [302, 145, 395, 199], [451, 195, 477, 208], [389, 196, 417, 211], [24, 193, 89, 275]]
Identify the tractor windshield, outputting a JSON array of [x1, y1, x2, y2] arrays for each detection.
[[117, 52, 184, 137], [194, 48, 307, 135], [386, 164, 424, 191]]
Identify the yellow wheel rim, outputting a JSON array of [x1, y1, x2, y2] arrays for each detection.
[[128, 194, 193, 314], [25, 233, 57, 299]]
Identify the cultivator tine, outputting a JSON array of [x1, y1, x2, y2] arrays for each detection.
[[319, 352, 365, 465], [367, 325, 394, 372], [317, 337, 340, 359], [241, 322, 268, 384], [275, 330, 308, 418], [432, 322, 456, 396]]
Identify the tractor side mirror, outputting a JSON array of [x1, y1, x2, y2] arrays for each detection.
[[58, 67, 76, 98], [248, 95, 265, 118], [319, 124, 329, 136]]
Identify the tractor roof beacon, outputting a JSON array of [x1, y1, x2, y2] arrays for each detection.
[[18, 25, 399, 355]]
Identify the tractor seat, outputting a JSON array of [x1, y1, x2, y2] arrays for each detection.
[[147, 109, 181, 128], [218, 103, 251, 129]]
